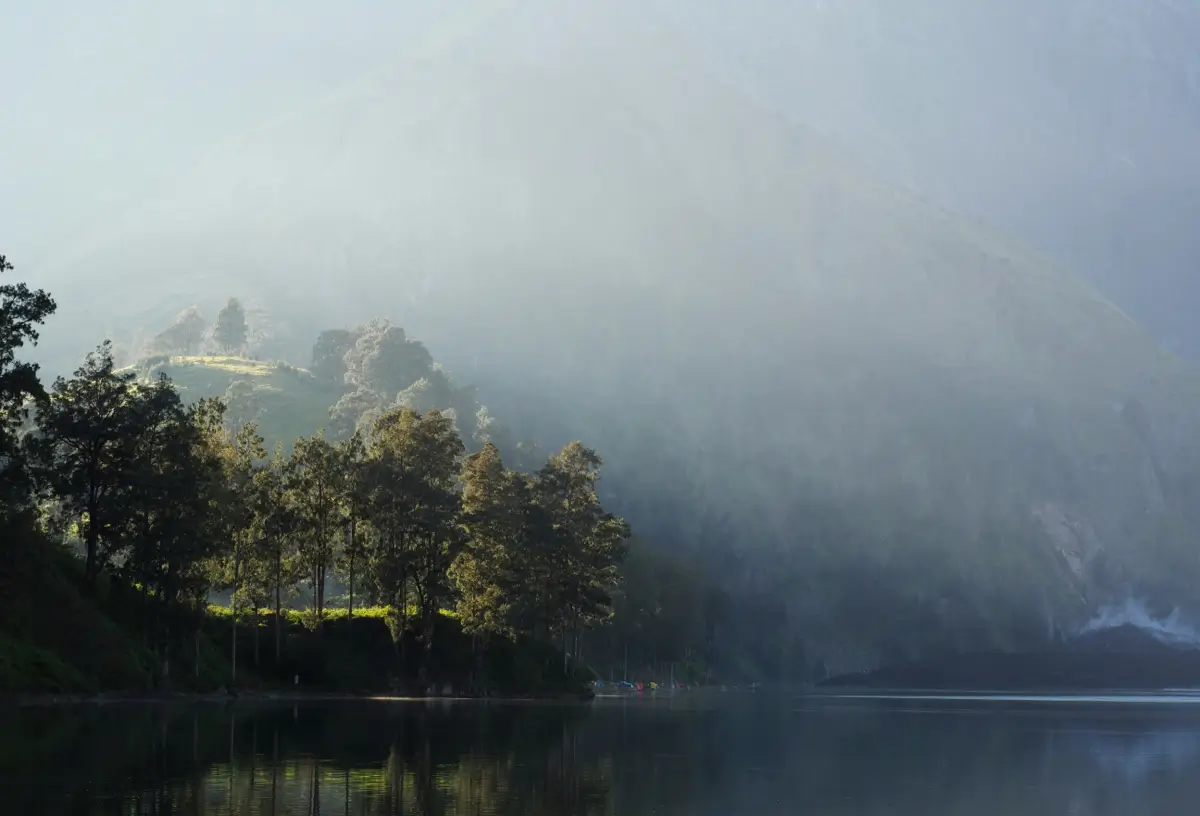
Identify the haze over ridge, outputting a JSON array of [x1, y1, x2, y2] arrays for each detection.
[[14, 0, 1200, 672], [662, 0, 1200, 355]]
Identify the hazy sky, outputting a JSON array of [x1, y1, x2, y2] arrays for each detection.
[[1, 0, 449, 263], [5, 0, 1200, 353]]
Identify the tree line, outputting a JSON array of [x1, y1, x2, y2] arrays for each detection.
[[146, 297, 253, 358], [1, 255, 630, 685]]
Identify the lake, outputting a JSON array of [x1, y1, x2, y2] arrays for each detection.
[[4, 691, 1200, 814]]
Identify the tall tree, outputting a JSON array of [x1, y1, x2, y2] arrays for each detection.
[[120, 393, 232, 663], [0, 253, 56, 515], [335, 431, 368, 618], [212, 297, 248, 355], [451, 443, 535, 639], [370, 408, 464, 660], [360, 425, 415, 649], [328, 386, 382, 440], [310, 328, 358, 387], [534, 442, 631, 671], [252, 444, 299, 662], [288, 434, 342, 628], [344, 321, 433, 398], [35, 343, 142, 585], [217, 421, 267, 680]]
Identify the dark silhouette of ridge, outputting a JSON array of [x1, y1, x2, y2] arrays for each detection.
[[822, 625, 1200, 691]]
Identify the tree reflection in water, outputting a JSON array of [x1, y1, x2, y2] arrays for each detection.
[[0, 701, 609, 815], [4, 695, 1200, 814]]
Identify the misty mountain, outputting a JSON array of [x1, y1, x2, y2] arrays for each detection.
[[663, 0, 1200, 356], [27, 0, 1200, 674]]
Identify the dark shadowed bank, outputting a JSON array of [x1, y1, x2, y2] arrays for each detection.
[[0, 527, 594, 702], [820, 625, 1200, 692]]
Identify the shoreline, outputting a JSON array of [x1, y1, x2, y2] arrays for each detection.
[[3, 689, 597, 708]]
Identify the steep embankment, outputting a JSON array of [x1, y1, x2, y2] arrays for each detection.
[[0, 523, 586, 696], [30, 0, 1200, 675], [0, 528, 162, 693]]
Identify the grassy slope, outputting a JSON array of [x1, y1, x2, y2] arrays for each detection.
[[136, 355, 339, 447]]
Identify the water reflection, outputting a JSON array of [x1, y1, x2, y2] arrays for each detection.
[[3, 694, 1200, 814]]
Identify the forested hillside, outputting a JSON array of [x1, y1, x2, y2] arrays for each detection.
[[5, 255, 720, 695], [20, 1, 1200, 677]]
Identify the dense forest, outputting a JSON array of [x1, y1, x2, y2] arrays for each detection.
[[2, 254, 724, 695]]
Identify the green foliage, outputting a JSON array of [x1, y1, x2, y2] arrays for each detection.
[[321, 319, 487, 444], [452, 443, 529, 638], [0, 253, 56, 514], [1, 262, 640, 694], [0, 522, 160, 692], [310, 328, 358, 386], [34, 344, 145, 584], [287, 433, 344, 626], [131, 355, 333, 449], [533, 442, 631, 642], [583, 542, 716, 681], [208, 604, 393, 623], [345, 320, 434, 397], [0, 633, 90, 694]]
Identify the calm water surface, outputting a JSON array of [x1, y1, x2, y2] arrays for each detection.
[[4, 691, 1200, 814]]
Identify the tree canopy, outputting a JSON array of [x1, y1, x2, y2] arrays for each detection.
[[0, 254, 56, 515], [212, 297, 248, 355]]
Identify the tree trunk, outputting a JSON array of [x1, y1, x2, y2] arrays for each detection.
[[318, 563, 326, 624], [312, 564, 319, 625], [474, 634, 487, 695], [347, 523, 355, 620], [399, 566, 408, 662], [140, 578, 149, 647], [561, 626, 569, 676], [84, 512, 99, 586], [253, 608, 261, 667], [274, 545, 282, 664], [231, 545, 240, 685]]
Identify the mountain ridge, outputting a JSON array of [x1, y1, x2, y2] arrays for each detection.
[[24, 0, 1200, 675]]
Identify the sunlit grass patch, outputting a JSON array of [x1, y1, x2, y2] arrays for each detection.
[[175, 356, 274, 376], [122, 355, 336, 449], [207, 604, 451, 623]]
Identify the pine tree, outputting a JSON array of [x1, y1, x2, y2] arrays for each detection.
[[212, 297, 248, 355]]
